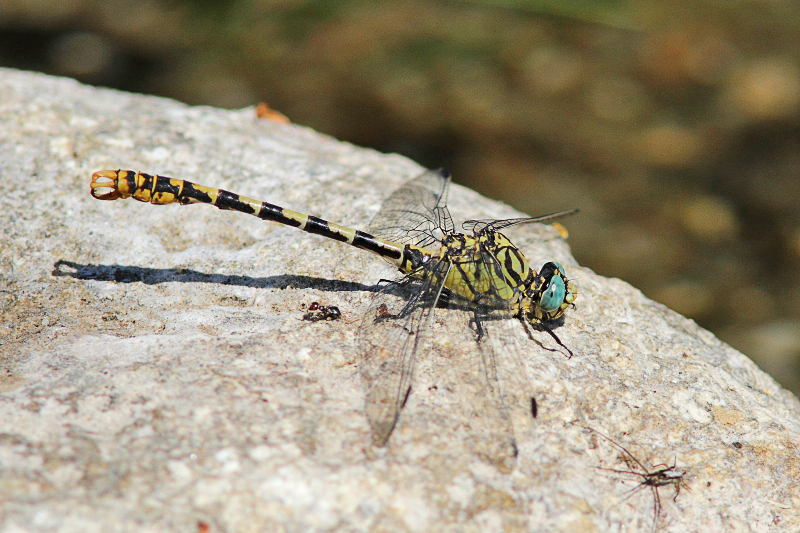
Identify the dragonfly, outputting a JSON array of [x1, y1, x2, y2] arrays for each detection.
[[90, 168, 577, 459]]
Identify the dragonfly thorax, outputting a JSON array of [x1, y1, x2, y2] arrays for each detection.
[[420, 230, 536, 309]]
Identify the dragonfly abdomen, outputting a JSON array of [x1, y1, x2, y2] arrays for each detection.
[[90, 169, 408, 265]]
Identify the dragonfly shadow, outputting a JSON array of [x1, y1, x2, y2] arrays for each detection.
[[52, 259, 376, 294]]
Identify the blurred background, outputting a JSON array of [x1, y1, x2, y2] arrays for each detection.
[[2, 0, 799, 395]]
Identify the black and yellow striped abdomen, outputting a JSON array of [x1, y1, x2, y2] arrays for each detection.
[[90, 170, 411, 267]]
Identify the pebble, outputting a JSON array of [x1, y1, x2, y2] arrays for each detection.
[[587, 76, 649, 123], [653, 280, 715, 319], [679, 195, 739, 242], [639, 123, 706, 168], [726, 59, 800, 121], [725, 286, 775, 323], [739, 320, 800, 379]]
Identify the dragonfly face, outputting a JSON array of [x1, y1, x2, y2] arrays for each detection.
[[527, 261, 576, 323]]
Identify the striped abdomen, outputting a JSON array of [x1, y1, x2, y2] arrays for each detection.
[[90, 170, 420, 270]]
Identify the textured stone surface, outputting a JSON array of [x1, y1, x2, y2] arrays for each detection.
[[1, 68, 799, 532]]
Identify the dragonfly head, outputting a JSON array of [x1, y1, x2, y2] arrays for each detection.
[[527, 261, 577, 322]]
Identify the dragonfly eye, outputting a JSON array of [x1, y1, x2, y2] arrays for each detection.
[[540, 273, 566, 313], [537, 261, 569, 314]]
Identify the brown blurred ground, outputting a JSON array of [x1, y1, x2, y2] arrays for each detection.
[[2, 0, 798, 394]]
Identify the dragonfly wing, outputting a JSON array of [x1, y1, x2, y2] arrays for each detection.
[[463, 209, 578, 235], [368, 168, 454, 247], [358, 275, 438, 446], [464, 318, 524, 472]]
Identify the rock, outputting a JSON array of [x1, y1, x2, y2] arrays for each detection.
[[1, 68, 799, 532]]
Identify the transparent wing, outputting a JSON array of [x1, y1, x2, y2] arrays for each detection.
[[358, 265, 445, 447], [368, 168, 455, 247], [459, 317, 528, 472], [470, 211, 578, 266], [462, 209, 579, 236]]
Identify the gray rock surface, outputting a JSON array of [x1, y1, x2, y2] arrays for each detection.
[[1, 68, 799, 532]]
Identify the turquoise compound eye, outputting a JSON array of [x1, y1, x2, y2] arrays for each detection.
[[540, 274, 566, 313]]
